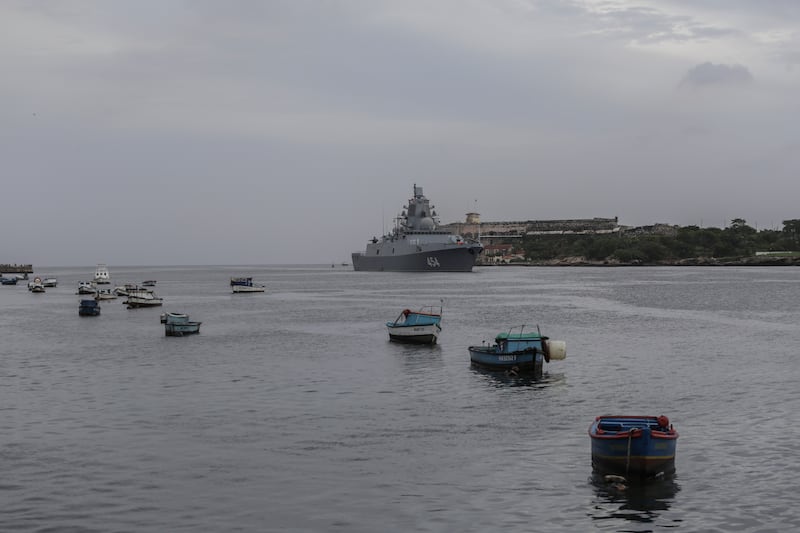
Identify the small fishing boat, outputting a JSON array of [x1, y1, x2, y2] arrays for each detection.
[[28, 277, 46, 293], [78, 299, 101, 316], [230, 277, 266, 293], [161, 312, 202, 336], [76, 281, 97, 295], [468, 325, 566, 377], [386, 305, 443, 344], [141, 280, 157, 287], [589, 415, 679, 479], [124, 288, 163, 308], [113, 284, 137, 297], [94, 264, 111, 284], [42, 277, 58, 287], [0, 276, 18, 285], [95, 288, 118, 300]]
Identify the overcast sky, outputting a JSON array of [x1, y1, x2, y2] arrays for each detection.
[[2, 0, 799, 266]]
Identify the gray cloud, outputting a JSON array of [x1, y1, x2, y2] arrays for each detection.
[[680, 62, 754, 87], [0, 1, 798, 266]]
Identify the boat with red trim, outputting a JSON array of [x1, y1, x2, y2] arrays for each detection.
[[386, 304, 442, 344], [589, 415, 678, 479]]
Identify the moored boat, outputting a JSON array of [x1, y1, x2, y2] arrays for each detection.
[[351, 185, 483, 272], [468, 325, 566, 377], [94, 264, 111, 284], [141, 280, 157, 287], [231, 277, 266, 293], [589, 415, 679, 479], [113, 284, 137, 297], [42, 277, 58, 287], [386, 305, 443, 344], [161, 312, 202, 336], [79, 299, 101, 316], [28, 277, 46, 293], [95, 288, 118, 300], [1, 276, 18, 285], [124, 288, 163, 308], [77, 281, 97, 295]]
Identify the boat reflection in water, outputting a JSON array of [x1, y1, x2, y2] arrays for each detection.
[[589, 472, 680, 526]]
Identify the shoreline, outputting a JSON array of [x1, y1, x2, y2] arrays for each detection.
[[481, 256, 800, 267]]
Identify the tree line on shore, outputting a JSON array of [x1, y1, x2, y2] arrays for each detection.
[[516, 219, 800, 264]]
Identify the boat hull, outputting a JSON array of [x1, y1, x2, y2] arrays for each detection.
[[352, 246, 481, 272], [125, 293, 163, 308], [589, 416, 678, 479], [232, 285, 265, 293], [387, 323, 441, 344], [165, 323, 201, 336], [468, 347, 544, 375]]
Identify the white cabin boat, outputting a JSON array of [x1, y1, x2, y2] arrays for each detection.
[[124, 288, 163, 308], [230, 277, 266, 293], [95, 288, 118, 300], [76, 281, 97, 295], [28, 277, 46, 293], [94, 264, 111, 284]]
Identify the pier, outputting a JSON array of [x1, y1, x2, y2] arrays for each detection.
[[0, 264, 33, 274]]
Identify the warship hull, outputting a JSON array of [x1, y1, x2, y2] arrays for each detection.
[[351, 246, 480, 272]]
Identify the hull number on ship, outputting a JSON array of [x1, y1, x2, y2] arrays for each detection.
[[426, 257, 441, 268]]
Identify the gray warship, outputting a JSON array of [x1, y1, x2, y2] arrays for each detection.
[[351, 185, 483, 272]]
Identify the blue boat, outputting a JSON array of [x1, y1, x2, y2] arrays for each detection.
[[1, 276, 18, 285], [468, 325, 566, 377], [386, 305, 443, 344], [78, 299, 101, 316], [161, 312, 202, 336], [589, 415, 679, 479]]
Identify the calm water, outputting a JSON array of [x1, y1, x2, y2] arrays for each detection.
[[2, 265, 798, 532]]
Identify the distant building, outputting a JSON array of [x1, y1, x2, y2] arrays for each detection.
[[441, 215, 621, 242]]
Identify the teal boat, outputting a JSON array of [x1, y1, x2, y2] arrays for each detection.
[[468, 325, 566, 377]]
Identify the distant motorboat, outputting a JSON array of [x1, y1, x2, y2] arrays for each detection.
[[94, 264, 111, 284], [77, 281, 97, 295], [124, 288, 163, 308], [28, 277, 46, 293], [79, 299, 101, 316], [113, 284, 138, 297], [141, 280, 157, 287], [0, 276, 18, 285], [42, 277, 58, 287], [230, 277, 265, 293], [161, 312, 202, 336], [95, 288, 117, 300]]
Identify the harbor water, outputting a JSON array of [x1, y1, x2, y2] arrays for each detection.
[[1, 265, 798, 532]]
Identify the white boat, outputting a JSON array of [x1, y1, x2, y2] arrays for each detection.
[[230, 277, 266, 293], [28, 277, 46, 293], [386, 305, 443, 344], [124, 288, 163, 308], [161, 312, 202, 336], [113, 284, 137, 297], [76, 281, 97, 295], [42, 277, 58, 287], [94, 264, 111, 284], [95, 288, 117, 300]]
